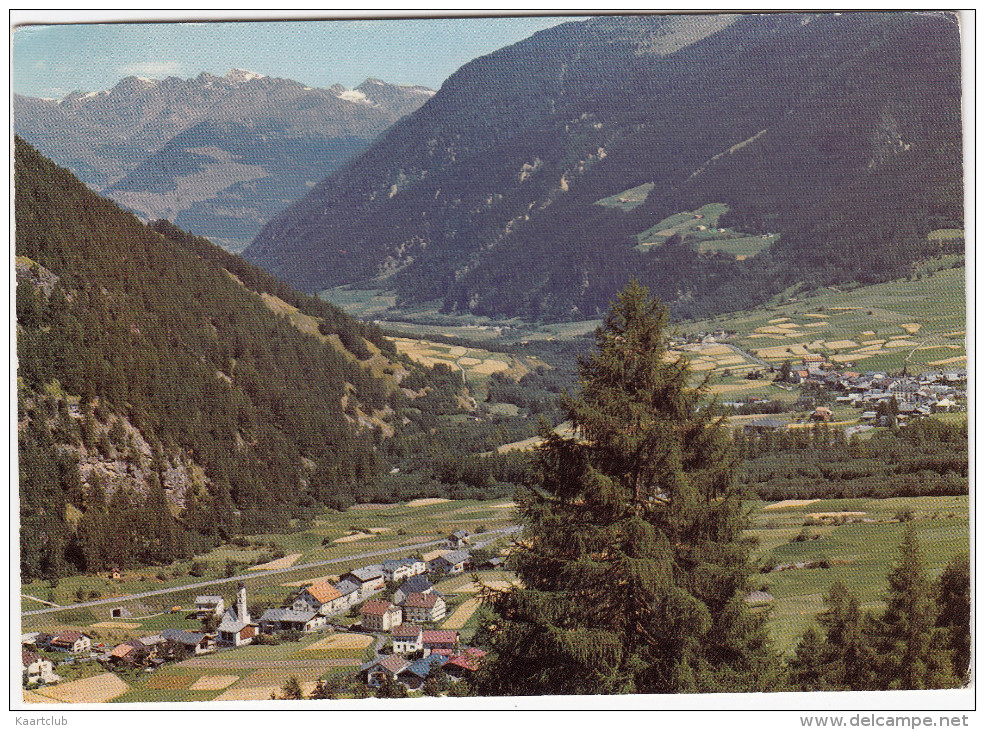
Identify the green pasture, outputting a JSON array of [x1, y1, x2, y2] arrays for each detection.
[[749, 495, 969, 654]]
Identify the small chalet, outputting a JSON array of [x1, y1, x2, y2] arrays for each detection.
[[22, 649, 59, 685], [360, 600, 402, 632], [402, 593, 447, 623], [422, 629, 459, 656], [259, 608, 326, 634], [217, 584, 258, 647], [294, 582, 347, 616], [108, 639, 152, 667], [811, 407, 832, 422], [446, 530, 471, 549], [161, 629, 214, 656], [361, 655, 411, 687], [342, 566, 386, 598], [479, 556, 504, 570], [393, 575, 434, 605], [48, 631, 91, 654], [398, 654, 449, 690], [195, 595, 225, 618], [391, 624, 424, 654], [381, 557, 426, 583], [431, 550, 470, 575], [443, 647, 487, 678]]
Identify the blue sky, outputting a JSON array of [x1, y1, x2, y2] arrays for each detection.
[[12, 15, 581, 99]]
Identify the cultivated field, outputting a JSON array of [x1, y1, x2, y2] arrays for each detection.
[[681, 267, 966, 375], [392, 336, 547, 392]]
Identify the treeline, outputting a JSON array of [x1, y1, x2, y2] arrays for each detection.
[[736, 419, 968, 501], [790, 529, 969, 691], [15, 138, 400, 580]]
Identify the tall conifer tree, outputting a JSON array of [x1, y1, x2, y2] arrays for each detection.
[[474, 282, 780, 695]]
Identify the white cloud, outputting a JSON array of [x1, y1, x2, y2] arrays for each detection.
[[119, 60, 184, 77]]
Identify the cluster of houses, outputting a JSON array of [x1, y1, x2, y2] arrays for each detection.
[[740, 366, 966, 434], [22, 530, 490, 689], [360, 645, 487, 690]]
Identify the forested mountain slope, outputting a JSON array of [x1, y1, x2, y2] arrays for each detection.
[[246, 12, 962, 321], [15, 138, 417, 580]]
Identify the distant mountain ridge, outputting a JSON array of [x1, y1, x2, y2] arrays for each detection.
[[14, 69, 435, 251], [244, 12, 962, 321]]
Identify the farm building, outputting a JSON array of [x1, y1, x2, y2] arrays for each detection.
[[393, 575, 434, 605], [160, 629, 214, 656], [334, 579, 362, 607], [259, 608, 326, 634], [402, 593, 447, 623], [422, 549, 451, 569], [194, 595, 225, 618], [811, 407, 832, 422], [743, 418, 788, 435], [431, 550, 471, 575], [48, 631, 92, 654], [361, 600, 403, 632], [294, 582, 347, 616], [391, 624, 424, 654], [22, 649, 59, 685], [446, 530, 472, 549], [342, 566, 386, 598], [108, 638, 154, 667], [361, 656, 411, 687]]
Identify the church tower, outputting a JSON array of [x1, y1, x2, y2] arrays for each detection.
[[236, 582, 250, 623]]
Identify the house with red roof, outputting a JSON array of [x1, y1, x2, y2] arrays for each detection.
[[422, 629, 458, 656], [360, 600, 402, 632], [443, 647, 487, 678], [48, 631, 91, 654]]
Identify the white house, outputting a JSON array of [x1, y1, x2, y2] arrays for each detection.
[[402, 593, 447, 623], [391, 624, 424, 654], [259, 608, 327, 634], [22, 649, 59, 685], [48, 631, 91, 654], [195, 595, 225, 618], [432, 550, 470, 575], [342, 566, 386, 599], [293, 582, 347, 616], [381, 557, 426, 583]]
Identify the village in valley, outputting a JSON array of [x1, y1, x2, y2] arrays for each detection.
[[22, 525, 508, 702]]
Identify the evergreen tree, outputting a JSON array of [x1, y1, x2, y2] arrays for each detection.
[[870, 526, 958, 690], [789, 582, 877, 691], [278, 675, 304, 700], [935, 553, 971, 683], [473, 282, 780, 696]]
